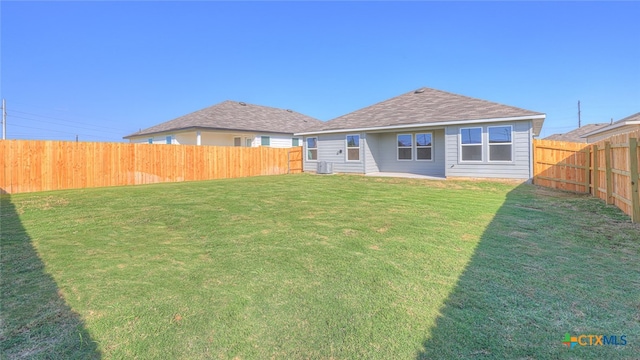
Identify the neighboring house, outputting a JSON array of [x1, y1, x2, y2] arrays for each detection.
[[544, 123, 609, 143], [124, 100, 323, 148], [581, 112, 640, 143], [296, 87, 546, 180]]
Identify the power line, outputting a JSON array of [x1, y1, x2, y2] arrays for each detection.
[[9, 124, 119, 140], [8, 100, 128, 125], [9, 109, 130, 132], [7, 114, 126, 135]]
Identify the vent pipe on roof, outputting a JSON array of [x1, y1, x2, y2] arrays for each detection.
[[239, 102, 246, 106], [611, 118, 613, 124], [414, 88, 426, 94], [286, 109, 293, 112]]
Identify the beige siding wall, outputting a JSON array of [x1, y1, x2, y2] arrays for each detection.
[[128, 130, 298, 147]]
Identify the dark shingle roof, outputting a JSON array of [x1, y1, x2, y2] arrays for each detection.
[[124, 101, 323, 138], [544, 123, 610, 143], [303, 87, 544, 132]]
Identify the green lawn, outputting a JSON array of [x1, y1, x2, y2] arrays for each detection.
[[1, 174, 639, 359]]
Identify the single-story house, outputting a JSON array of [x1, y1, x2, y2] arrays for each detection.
[[544, 123, 609, 143], [124, 100, 323, 148], [295, 87, 546, 180], [581, 112, 640, 143]]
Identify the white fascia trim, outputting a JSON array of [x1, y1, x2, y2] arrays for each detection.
[[579, 121, 640, 138], [295, 114, 546, 136]]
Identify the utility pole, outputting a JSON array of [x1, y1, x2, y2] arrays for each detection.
[[578, 100, 581, 128], [2, 99, 6, 140]]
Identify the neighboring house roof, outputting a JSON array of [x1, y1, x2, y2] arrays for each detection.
[[124, 100, 323, 139], [544, 123, 610, 143], [580, 112, 640, 139], [298, 87, 545, 135]]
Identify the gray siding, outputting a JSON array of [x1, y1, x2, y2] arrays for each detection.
[[373, 130, 446, 176], [364, 133, 380, 173], [445, 120, 532, 179], [303, 133, 365, 173]]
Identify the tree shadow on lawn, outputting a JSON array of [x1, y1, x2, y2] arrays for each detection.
[[1, 193, 100, 359], [417, 184, 640, 359]]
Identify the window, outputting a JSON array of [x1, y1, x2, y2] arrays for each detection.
[[234, 137, 241, 147], [307, 137, 318, 161], [246, 138, 252, 147], [292, 138, 300, 147], [460, 128, 482, 161], [397, 134, 412, 160], [488, 126, 512, 161], [166, 135, 172, 144], [261, 136, 270, 146], [346, 134, 360, 161], [148, 138, 153, 144], [416, 133, 432, 161]]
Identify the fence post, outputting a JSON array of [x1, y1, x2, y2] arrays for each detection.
[[592, 144, 599, 198], [629, 137, 639, 223], [584, 146, 591, 194], [532, 140, 537, 184], [605, 141, 613, 205]]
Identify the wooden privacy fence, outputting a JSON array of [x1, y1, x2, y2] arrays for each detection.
[[0, 140, 303, 194], [533, 129, 640, 222]]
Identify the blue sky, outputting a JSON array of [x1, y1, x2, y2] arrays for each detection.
[[1, 1, 638, 142]]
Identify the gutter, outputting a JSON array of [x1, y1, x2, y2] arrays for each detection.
[[580, 121, 640, 139], [295, 114, 546, 136]]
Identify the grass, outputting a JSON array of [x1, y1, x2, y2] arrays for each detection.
[[1, 174, 639, 359]]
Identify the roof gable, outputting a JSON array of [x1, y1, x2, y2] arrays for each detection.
[[304, 87, 544, 132], [125, 101, 323, 138]]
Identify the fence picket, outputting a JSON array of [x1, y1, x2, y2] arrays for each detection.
[[0, 141, 302, 194], [533, 130, 640, 223]]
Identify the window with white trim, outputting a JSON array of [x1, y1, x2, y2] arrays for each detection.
[[416, 133, 432, 161], [166, 135, 172, 144], [488, 126, 512, 161], [460, 128, 482, 161], [148, 138, 153, 144], [261, 136, 270, 146], [307, 137, 318, 161], [397, 134, 412, 160], [234, 137, 241, 147], [292, 138, 300, 147], [346, 134, 360, 161]]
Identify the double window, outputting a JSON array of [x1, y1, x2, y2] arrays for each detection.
[[459, 126, 513, 162], [306, 137, 318, 161], [397, 133, 433, 161]]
